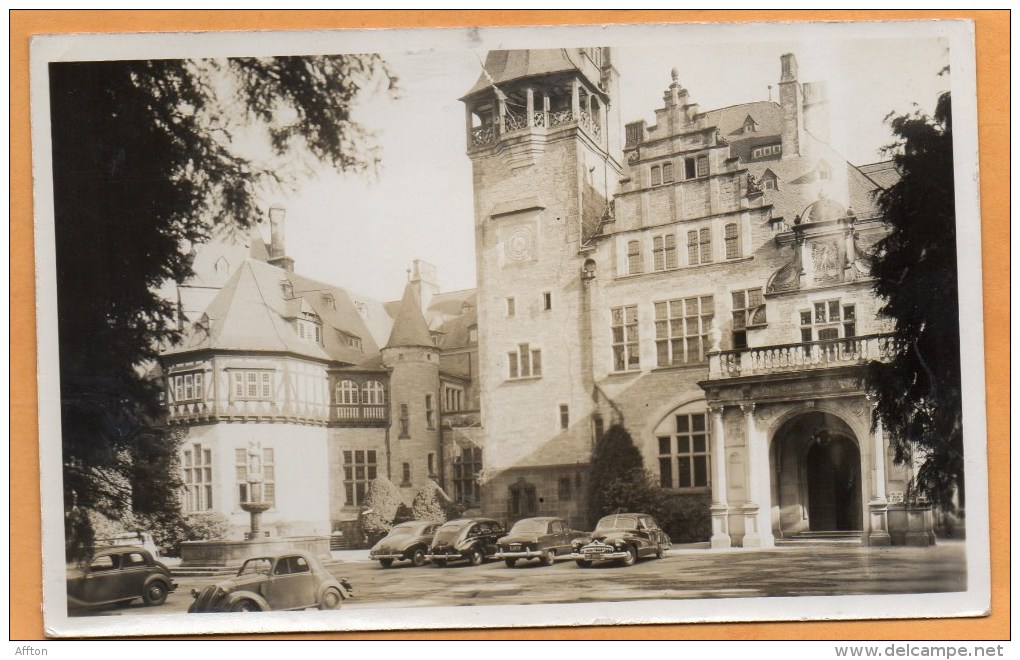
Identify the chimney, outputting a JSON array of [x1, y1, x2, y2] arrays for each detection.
[[267, 204, 295, 273], [802, 81, 830, 144], [778, 53, 803, 159], [409, 259, 440, 315]]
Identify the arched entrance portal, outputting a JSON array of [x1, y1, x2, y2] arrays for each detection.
[[805, 432, 861, 531], [771, 412, 863, 537]]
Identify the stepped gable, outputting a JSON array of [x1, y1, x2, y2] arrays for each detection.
[[166, 259, 389, 365], [384, 281, 435, 350]]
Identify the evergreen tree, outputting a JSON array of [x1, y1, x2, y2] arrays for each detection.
[[411, 481, 448, 523], [586, 423, 646, 526], [866, 91, 964, 512], [50, 55, 394, 560], [361, 477, 404, 542]]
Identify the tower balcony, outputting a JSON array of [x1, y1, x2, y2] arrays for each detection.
[[468, 107, 602, 152], [707, 334, 896, 380]]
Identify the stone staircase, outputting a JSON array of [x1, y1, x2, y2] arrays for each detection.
[[775, 530, 863, 546]]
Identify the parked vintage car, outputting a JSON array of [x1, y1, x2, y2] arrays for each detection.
[[570, 513, 671, 567], [425, 518, 504, 567], [188, 552, 353, 612], [495, 517, 581, 567], [66, 546, 176, 610], [369, 520, 441, 568]]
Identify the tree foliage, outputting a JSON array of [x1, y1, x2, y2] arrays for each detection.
[[50, 55, 393, 560], [866, 91, 963, 511], [361, 477, 404, 542], [586, 423, 646, 526], [410, 481, 448, 523]]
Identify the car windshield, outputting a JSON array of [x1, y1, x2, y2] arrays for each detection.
[[510, 520, 549, 534], [595, 517, 639, 531], [389, 523, 422, 536], [237, 557, 272, 576]]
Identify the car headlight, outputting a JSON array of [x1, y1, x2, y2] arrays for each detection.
[[614, 540, 626, 548]]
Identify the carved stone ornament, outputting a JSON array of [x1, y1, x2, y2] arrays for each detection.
[[504, 225, 535, 262], [811, 240, 842, 283]]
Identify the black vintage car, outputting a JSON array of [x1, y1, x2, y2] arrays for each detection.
[[66, 546, 176, 611], [369, 520, 440, 568], [425, 518, 504, 567], [495, 517, 580, 567], [570, 513, 671, 567]]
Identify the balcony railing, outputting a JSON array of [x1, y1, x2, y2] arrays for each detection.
[[708, 334, 896, 379], [333, 404, 387, 421], [468, 108, 602, 150]]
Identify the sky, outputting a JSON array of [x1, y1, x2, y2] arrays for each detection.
[[248, 32, 950, 303]]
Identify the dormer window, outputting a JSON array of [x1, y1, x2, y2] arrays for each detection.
[[296, 310, 322, 345], [339, 331, 363, 352], [742, 116, 757, 133], [281, 280, 294, 299], [817, 160, 833, 181], [762, 170, 779, 190], [321, 292, 335, 309]]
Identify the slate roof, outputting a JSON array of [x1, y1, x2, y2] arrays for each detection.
[[461, 49, 596, 100], [384, 282, 434, 349], [165, 258, 388, 366], [702, 101, 783, 139], [857, 160, 899, 190]]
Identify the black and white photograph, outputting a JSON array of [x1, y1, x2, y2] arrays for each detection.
[[30, 18, 988, 637]]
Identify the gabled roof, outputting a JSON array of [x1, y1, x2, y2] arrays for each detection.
[[384, 282, 434, 350], [165, 259, 389, 365], [702, 101, 783, 139], [461, 49, 599, 100]]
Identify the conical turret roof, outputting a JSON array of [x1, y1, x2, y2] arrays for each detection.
[[384, 281, 434, 350]]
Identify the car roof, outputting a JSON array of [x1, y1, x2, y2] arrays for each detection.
[[515, 516, 562, 523], [94, 545, 149, 554]]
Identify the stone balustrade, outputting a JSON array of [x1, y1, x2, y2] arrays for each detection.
[[468, 108, 602, 151], [709, 334, 896, 379]]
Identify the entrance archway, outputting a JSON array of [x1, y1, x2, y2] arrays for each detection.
[[805, 432, 861, 531], [771, 411, 864, 537]]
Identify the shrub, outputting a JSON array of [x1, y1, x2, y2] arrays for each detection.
[[411, 481, 447, 523], [361, 477, 404, 543], [392, 503, 414, 525], [587, 423, 647, 526], [653, 493, 711, 543]]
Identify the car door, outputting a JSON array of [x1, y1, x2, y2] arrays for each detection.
[[80, 553, 123, 604], [119, 551, 151, 598], [647, 517, 669, 549], [549, 520, 570, 552], [265, 556, 318, 610], [635, 518, 655, 556]]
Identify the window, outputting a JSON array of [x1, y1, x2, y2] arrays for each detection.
[[662, 161, 674, 183], [343, 450, 378, 506], [336, 379, 359, 405], [627, 239, 643, 275], [453, 447, 482, 506], [611, 305, 640, 371], [296, 317, 322, 344], [687, 228, 712, 265], [751, 144, 782, 159], [508, 343, 542, 379], [684, 157, 697, 179], [658, 412, 710, 489], [231, 370, 273, 401], [182, 443, 213, 512], [762, 172, 778, 190], [542, 291, 552, 311], [340, 332, 363, 351], [362, 380, 386, 405], [402, 462, 412, 486], [468, 326, 478, 343], [558, 476, 573, 501], [427, 453, 436, 478], [743, 116, 757, 133], [171, 372, 204, 403], [655, 296, 714, 366], [559, 404, 570, 430], [800, 301, 856, 342], [650, 165, 662, 186], [90, 555, 117, 572], [696, 155, 709, 177], [425, 394, 436, 429], [444, 384, 463, 412], [732, 288, 764, 349], [399, 404, 410, 437], [509, 481, 537, 517], [235, 446, 275, 508], [506, 297, 516, 317], [724, 223, 740, 259], [652, 234, 677, 271]]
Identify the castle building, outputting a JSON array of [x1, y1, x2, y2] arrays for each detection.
[[461, 48, 928, 546], [160, 208, 481, 541]]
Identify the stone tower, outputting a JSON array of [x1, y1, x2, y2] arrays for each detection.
[[461, 48, 622, 526], [381, 280, 442, 497]]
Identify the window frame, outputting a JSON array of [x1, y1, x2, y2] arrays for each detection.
[[658, 411, 711, 491], [654, 296, 714, 367], [343, 449, 378, 507], [731, 288, 765, 350], [611, 305, 640, 372], [800, 300, 856, 342], [627, 239, 643, 275], [507, 343, 542, 380]]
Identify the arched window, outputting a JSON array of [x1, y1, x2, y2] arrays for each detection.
[[662, 161, 674, 183], [724, 223, 740, 259], [650, 165, 662, 187], [654, 404, 710, 490], [336, 380, 359, 405], [362, 380, 386, 405]]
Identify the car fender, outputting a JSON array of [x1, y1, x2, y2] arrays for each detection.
[[223, 590, 271, 611], [318, 578, 352, 602], [143, 573, 173, 593], [401, 541, 427, 557]]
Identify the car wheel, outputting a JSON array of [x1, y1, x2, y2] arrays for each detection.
[[318, 587, 343, 610], [379, 558, 394, 568], [468, 546, 484, 566], [621, 545, 637, 567], [541, 549, 556, 566], [230, 598, 261, 612], [433, 559, 447, 568], [142, 580, 168, 606], [411, 549, 427, 567], [504, 558, 517, 568], [575, 559, 592, 568]]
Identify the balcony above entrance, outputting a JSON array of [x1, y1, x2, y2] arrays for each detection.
[[708, 334, 895, 380]]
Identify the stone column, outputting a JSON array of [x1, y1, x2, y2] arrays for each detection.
[[868, 411, 892, 546], [571, 79, 581, 119], [740, 403, 762, 548], [543, 93, 550, 127], [526, 88, 535, 127], [709, 405, 731, 549], [498, 97, 506, 134]]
